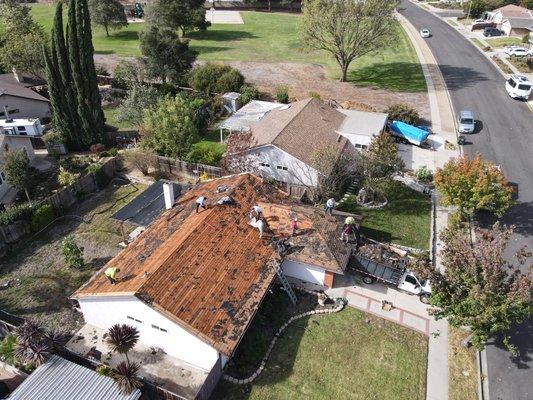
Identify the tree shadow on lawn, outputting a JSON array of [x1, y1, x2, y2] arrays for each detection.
[[190, 45, 233, 56], [187, 30, 257, 42], [347, 62, 427, 92]]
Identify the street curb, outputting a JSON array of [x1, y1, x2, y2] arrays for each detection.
[[478, 349, 490, 400]]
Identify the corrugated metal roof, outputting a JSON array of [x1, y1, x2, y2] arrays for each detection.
[[8, 356, 141, 400]]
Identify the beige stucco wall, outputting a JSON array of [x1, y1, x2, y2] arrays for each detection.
[[0, 95, 51, 120]]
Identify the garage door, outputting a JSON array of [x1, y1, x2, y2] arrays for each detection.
[[281, 260, 325, 286]]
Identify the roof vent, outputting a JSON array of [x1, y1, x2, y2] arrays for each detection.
[[216, 184, 228, 193], [163, 182, 175, 210]]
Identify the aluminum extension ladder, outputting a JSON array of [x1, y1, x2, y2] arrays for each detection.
[[271, 259, 297, 305]]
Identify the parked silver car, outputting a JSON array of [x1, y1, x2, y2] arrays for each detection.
[[458, 110, 475, 134]]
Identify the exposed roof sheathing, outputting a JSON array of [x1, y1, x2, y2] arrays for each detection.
[[73, 174, 290, 356], [259, 202, 359, 274]]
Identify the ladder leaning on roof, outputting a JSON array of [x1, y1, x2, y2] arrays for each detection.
[[270, 258, 297, 305]]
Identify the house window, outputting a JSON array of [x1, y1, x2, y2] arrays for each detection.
[[151, 324, 168, 333], [354, 144, 368, 150], [276, 166, 288, 171], [259, 162, 270, 167], [127, 316, 142, 324]]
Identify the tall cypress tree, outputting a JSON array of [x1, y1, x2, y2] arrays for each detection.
[[43, 0, 104, 149]]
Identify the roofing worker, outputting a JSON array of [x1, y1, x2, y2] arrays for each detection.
[[324, 198, 336, 216], [105, 267, 120, 285], [250, 205, 263, 220], [196, 196, 207, 213], [290, 217, 298, 236], [257, 218, 265, 238]]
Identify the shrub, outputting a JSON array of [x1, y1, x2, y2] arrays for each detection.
[[308, 91, 321, 99], [58, 167, 80, 187], [239, 84, 261, 104], [186, 143, 224, 166], [89, 143, 106, 154], [0, 334, 16, 364], [96, 365, 114, 377], [30, 203, 54, 232], [189, 63, 244, 95], [0, 204, 33, 226], [42, 131, 65, 145], [521, 32, 530, 44], [86, 163, 102, 175], [61, 235, 84, 268], [123, 149, 157, 175], [216, 68, 245, 93], [415, 165, 433, 183], [95, 65, 110, 76], [384, 103, 420, 125], [275, 85, 289, 104], [108, 147, 118, 157]]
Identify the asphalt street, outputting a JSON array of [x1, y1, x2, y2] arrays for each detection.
[[399, 2, 533, 399]]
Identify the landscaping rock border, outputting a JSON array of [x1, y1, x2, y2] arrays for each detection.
[[222, 296, 347, 385]]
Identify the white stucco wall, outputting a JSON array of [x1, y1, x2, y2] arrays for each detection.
[[78, 296, 220, 371], [281, 260, 326, 286], [252, 145, 319, 187], [338, 133, 372, 148]]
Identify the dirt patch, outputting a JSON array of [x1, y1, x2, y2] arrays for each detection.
[[94, 55, 430, 120], [229, 61, 430, 119], [0, 182, 144, 333]]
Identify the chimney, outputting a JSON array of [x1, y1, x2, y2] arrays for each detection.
[[3, 106, 13, 123], [163, 182, 175, 210]]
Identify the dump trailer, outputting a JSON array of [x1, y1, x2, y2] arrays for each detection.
[[349, 254, 431, 303], [389, 120, 430, 146]]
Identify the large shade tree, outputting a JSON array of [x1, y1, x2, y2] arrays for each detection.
[[88, 0, 128, 37], [300, 0, 398, 82], [145, 0, 209, 36]]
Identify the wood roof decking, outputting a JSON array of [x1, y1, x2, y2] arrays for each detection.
[[259, 202, 354, 274], [73, 174, 290, 356]]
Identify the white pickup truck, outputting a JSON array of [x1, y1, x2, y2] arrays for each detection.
[[349, 254, 432, 303]]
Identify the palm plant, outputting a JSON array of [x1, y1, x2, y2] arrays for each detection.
[[113, 361, 142, 395], [13, 320, 66, 368], [106, 324, 139, 364]]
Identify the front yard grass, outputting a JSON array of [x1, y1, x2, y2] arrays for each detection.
[[484, 36, 523, 48], [103, 104, 134, 131], [449, 327, 478, 400], [338, 180, 432, 250], [0, 182, 146, 331], [212, 305, 428, 400], [27, 6, 425, 92]]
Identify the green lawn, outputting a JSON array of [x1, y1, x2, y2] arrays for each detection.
[[449, 327, 478, 400], [212, 306, 428, 400], [103, 105, 134, 131], [471, 38, 489, 50], [484, 36, 523, 48], [28, 5, 425, 92], [338, 180, 432, 250]]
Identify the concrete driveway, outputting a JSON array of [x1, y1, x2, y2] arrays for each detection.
[[399, 1, 533, 399]]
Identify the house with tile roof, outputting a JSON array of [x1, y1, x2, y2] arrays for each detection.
[[71, 173, 359, 399], [223, 98, 387, 187]]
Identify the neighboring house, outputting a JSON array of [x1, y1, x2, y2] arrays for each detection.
[[7, 355, 141, 400], [245, 98, 351, 187], [488, 4, 533, 36], [71, 173, 359, 399], [336, 109, 388, 149], [0, 118, 43, 201], [0, 81, 51, 120]]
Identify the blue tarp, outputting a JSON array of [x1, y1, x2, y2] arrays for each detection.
[[390, 120, 430, 146]]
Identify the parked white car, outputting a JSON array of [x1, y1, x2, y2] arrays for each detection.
[[420, 28, 430, 38], [505, 47, 533, 57], [458, 110, 475, 134], [473, 18, 485, 24], [505, 74, 532, 100]]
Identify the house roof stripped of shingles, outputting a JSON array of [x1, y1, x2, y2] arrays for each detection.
[[73, 174, 293, 357], [259, 202, 360, 274], [250, 98, 350, 167]]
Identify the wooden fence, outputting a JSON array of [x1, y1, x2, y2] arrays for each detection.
[[0, 158, 118, 257], [156, 155, 224, 181]]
